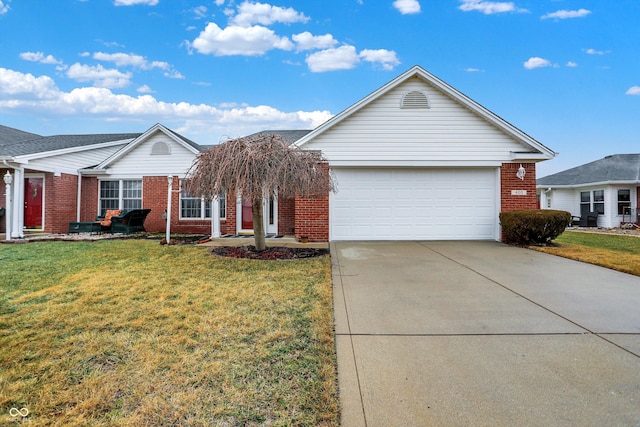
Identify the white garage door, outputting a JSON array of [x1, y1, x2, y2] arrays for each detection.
[[330, 168, 498, 241]]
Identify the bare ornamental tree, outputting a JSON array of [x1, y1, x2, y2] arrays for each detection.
[[185, 133, 335, 251]]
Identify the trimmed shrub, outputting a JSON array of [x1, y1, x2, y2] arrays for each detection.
[[500, 209, 572, 245]]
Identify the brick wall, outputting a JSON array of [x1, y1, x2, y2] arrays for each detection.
[[278, 197, 295, 235], [220, 191, 237, 235], [294, 194, 329, 242], [500, 163, 538, 212], [80, 176, 98, 221], [45, 173, 78, 234]]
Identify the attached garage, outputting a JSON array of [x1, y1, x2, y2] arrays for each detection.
[[293, 66, 556, 242], [330, 168, 498, 241]]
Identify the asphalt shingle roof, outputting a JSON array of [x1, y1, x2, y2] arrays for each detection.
[[537, 154, 640, 186], [241, 130, 313, 145], [0, 131, 142, 157], [0, 125, 41, 148]]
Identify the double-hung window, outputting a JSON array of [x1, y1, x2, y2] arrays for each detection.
[[580, 190, 605, 215], [618, 189, 631, 215], [99, 180, 142, 216], [180, 181, 226, 219]]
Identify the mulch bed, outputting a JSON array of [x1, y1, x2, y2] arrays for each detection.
[[210, 245, 329, 260]]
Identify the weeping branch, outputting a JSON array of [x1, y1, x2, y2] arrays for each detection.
[[185, 133, 335, 250]]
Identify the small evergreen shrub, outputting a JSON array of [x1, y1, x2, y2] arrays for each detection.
[[500, 209, 572, 245]]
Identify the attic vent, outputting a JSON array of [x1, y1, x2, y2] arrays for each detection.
[[151, 141, 170, 155], [401, 91, 430, 109]]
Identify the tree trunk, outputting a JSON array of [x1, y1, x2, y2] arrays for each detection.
[[252, 198, 266, 251]]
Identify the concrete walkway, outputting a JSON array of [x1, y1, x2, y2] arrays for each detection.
[[332, 241, 640, 426]]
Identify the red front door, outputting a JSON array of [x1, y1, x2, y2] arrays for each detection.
[[241, 199, 253, 230], [24, 178, 44, 229]]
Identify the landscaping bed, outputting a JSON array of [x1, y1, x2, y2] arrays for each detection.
[[211, 245, 329, 260]]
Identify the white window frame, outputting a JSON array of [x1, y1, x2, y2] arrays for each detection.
[[179, 180, 226, 220], [98, 179, 142, 216]]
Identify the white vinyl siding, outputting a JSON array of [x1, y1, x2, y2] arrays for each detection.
[[303, 79, 529, 166], [105, 132, 197, 177], [330, 168, 498, 241], [20, 145, 126, 175]]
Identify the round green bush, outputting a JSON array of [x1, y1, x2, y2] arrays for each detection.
[[499, 209, 572, 245]]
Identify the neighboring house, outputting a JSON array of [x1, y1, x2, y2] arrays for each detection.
[[2, 65, 556, 241], [537, 154, 640, 228]]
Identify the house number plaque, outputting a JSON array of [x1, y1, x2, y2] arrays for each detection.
[[511, 190, 527, 196]]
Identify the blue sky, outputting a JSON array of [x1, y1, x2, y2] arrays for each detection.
[[0, 0, 638, 177]]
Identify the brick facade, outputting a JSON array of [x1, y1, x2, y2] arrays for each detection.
[[500, 163, 538, 212], [44, 173, 78, 234]]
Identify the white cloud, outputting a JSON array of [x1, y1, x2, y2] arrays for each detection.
[[93, 52, 170, 70], [292, 32, 338, 52], [458, 0, 528, 14], [0, 1, 9, 15], [523, 57, 552, 70], [230, 2, 309, 27], [585, 48, 608, 55], [66, 63, 132, 88], [19, 52, 63, 65], [541, 9, 591, 20], [465, 67, 484, 72], [393, 0, 421, 15], [306, 45, 360, 73], [359, 49, 400, 70], [566, 61, 578, 67], [191, 23, 293, 56], [164, 70, 185, 79], [137, 84, 154, 93], [114, 0, 158, 5], [626, 86, 640, 96], [0, 67, 332, 140], [193, 6, 208, 19]]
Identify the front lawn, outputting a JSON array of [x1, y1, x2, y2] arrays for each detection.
[[0, 240, 338, 426], [532, 231, 640, 277]]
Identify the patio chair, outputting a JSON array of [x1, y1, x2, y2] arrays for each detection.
[[571, 211, 599, 227]]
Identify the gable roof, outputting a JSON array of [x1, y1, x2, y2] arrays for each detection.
[[537, 154, 640, 187], [95, 123, 203, 169], [294, 65, 556, 160]]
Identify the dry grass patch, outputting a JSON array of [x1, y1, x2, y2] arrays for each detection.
[[0, 240, 338, 426], [531, 231, 640, 277]]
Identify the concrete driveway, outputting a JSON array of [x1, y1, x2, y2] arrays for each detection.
[[331, 241, 640, 426]]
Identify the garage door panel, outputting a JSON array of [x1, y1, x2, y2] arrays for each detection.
[[330, 168, 497, 241]]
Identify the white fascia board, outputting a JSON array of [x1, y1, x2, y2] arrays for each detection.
[[97, 123, 201, 169], [328, 160, 504, 168], [13, 140, 131, 163], [510, 152, 556, 161]]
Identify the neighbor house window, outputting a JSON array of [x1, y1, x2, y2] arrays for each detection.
[[580, 190, 605, 215], [180, 181, 225, 219], [618, 189, 631, 215], [99, 180, 142, 216], [593, 190, 604, 214]]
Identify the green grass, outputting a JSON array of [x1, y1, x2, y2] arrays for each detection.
[[0, 240, 338, 426], [532, 231, 640, 277]]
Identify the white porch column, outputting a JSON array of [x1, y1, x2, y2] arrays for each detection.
[[211, 197, 220, 238], [76, 172, 82, 222], [12, 168, 24, 238], [3, 171, 12, 241], [166, 175, 173, 244]]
